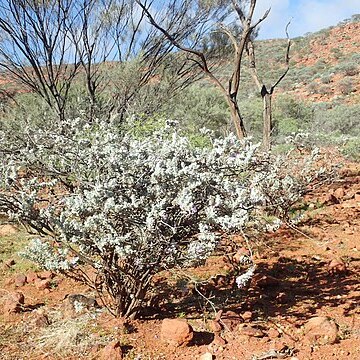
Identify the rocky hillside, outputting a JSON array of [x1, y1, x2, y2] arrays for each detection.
[[240, 18, 360, 105], [1, 17, 359, 108]]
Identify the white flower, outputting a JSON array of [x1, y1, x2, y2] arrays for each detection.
[[236, 265, 256, 289]]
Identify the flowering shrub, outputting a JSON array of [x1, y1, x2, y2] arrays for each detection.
[[0, 117, 331, 318]]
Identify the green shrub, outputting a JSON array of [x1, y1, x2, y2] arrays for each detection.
[[318, 85, 332, 95], [240, 97, 263, 140], [307, 81, 318, 93], [271, 96, 314, 139], [313, 103, 360, 136], [320, 74, 332, 84], [330, 47, 344, 60], [341, 138, 360, 160], [165, 85, 230, 136], [275, 96, 314, 124], [338, 78, 355, 95], [335, 62, 359, 77], [276, 116, 300, 135]]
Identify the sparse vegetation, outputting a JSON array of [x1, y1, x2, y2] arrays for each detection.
[[0, 2, 359, 358], [0, 229, 36, 274]]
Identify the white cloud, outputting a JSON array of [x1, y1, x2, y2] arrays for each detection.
[[254, 0, 360, 39]]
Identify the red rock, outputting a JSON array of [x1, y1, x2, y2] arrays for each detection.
[[354, 193, 360, 201], [221, 310, 243, 331], [268, 327, 280, 339], [241, 311, 253, 322], [34, 279, 51, 290], [209, 320, 222, 333], [26, 271, 39, 283], [343, 192, 355, 200], [4, 277, 14, 286], [160, 318, 193, 347], [99, 340, 123, 360], [334, 187, 345, 199], [212, 333, 227, 345], [38, 271, 54, 280], [3, 291, 24, 314], [325, 193, 340, 204], [233, 247, 250, 264], [14, 274, 27, 287], [328, 259, 347, 275], [239, 324, 265, 337], [223, 264, 233, 272], [11, 291, 24, 304], [0, 224, 17, 236], [3, 297, 17, 315], [90, 344, 101, 356], [303, 316, 338, 345], [276, 292, 290, 304], [34, 313, 50, 327], [256, 275, 280, 288]]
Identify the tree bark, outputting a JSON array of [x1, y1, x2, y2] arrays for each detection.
[[227, 96, 247, 139], [262, 92, 272, 151]]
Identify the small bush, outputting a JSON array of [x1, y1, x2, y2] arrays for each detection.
[[330, 47, 344, 60], [276, 117, 300, 136], [0, 116, 328, 318], [307, 81, 318, 94], [274, 95, 314, 135], [341, 138, 360, 160], [320, 74, 332, 84], [240, 97, 263, 140], [313, 103, 360, 136], [335, 62, 359, 77], [338, 78, 355, 95], [318, 85, 332, 95], [165, 85, 230, 136]]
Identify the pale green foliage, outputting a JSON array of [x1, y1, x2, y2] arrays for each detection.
[[313, 103, 360, 136], [341, 137, 360, 160], [166, 85, 230, 135]]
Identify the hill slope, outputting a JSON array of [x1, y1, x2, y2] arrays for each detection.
[[237, 19, 360, 105]]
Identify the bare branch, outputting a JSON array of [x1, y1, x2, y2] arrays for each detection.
[[271, 20, 292, 92], [251, 7, 270, 30], [135, 0, 209, 72], [218, 24, 239, 53], [231, 0, 246, 23], [246, 38, 262, 91]]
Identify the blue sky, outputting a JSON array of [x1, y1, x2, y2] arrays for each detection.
[[254, 0, 360, 39]]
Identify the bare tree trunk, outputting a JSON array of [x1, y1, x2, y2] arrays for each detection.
[[246, 20, 291, 151], [136, 0, 269, 141], [227, 96, 247, 139], [262, 92, 272, 151]]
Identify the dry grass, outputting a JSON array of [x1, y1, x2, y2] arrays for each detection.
[[0, 308, 112, 359], [34, 309, 110, 358]]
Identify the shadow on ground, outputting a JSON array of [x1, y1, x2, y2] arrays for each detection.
[[142, 247, 359, 323]]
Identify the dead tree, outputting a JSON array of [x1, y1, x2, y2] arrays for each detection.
[[136, 0, 270, 139], [246, 23, 291, 151]]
